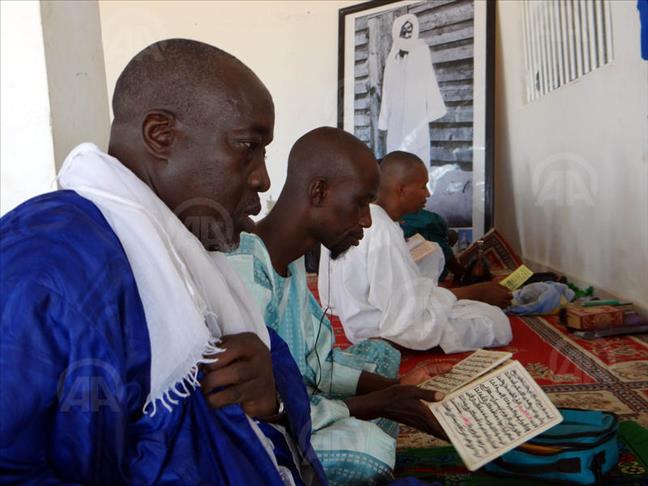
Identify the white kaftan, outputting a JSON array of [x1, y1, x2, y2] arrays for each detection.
[[318, 204, 512, 353], [378, 14, 447, 165]]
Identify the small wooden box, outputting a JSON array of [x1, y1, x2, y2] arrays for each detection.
[[566, 305, 625, 330]]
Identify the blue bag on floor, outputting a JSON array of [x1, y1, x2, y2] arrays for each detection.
[[484, 409, 619, 485], [508, 281, 575, 315]]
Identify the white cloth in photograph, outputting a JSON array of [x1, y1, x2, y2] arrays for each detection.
[[59, 143, 271, 415], [318, 204, 512, 353], [378, 13, 447, 166]]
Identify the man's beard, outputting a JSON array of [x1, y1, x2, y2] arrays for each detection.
[[329, 244, 350, 260], [195, 218, 239, 252], [177, 204, 237, 252], [329, 230, 364, 260]]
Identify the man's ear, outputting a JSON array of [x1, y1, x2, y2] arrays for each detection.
[[308, 177, 329, 207], [397, 182, 407, 198], [142, 110, 176, 159]]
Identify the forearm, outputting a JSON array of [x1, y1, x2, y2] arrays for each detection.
[[355, 370, 398, 395], [449, 286, 478, 300], [343, 393, 382, 421], [344, 385, 447, 438], [344, 371, 398, 420]]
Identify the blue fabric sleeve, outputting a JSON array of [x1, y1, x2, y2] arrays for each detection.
[[0, 281, 89, 484], [0, 191, 326, 485], [0, 191, 148, 484]]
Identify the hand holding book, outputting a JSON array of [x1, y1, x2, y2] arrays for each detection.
[[419, 349, 563, 471], [345, 384, 447, 438]]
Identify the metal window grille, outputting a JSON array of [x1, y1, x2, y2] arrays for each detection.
[[523, 0, 614, 102]]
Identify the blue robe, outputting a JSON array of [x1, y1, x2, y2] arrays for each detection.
[[0, 191, 326, 485]]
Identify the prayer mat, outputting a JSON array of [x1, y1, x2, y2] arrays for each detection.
[[307, 275, 648, 480], [391, 315, 648, 449], [308, 276, 648, 430]]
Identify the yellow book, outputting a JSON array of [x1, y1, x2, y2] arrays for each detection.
[[499, 264, 534, 290]]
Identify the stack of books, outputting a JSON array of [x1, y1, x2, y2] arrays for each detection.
[[561, 300, 648, 338]]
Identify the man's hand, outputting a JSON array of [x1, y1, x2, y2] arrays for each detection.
[[474, 281, 513, 308], [452, 281, 512, 308], [345, 385, 447, 439], [199, 332, 278, 419], [399, 362, 453, 386]]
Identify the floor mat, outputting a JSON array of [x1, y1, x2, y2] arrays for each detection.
[[395, 315, 648, 449], [307, 274, 648, 479]]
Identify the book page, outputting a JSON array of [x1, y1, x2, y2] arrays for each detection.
[[429, 360, 562, 471], [420, 349, 512, 394], [410, 240, 439, 263], [405, 233, 425, 252], [499, 264, 534, 290]]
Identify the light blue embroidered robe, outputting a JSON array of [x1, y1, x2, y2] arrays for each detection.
[[228, 233, 402, 485]]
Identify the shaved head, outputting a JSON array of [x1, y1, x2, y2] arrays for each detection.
[[263, 127, 379, 260], [112, 38, 270, 126], [284, 127, 377, 192], [377, 151, 430, 219], [108, 39, 274, 251], [379, 151, 426, 187]]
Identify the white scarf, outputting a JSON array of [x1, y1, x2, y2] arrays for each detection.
[[58, 143, 271, 415]]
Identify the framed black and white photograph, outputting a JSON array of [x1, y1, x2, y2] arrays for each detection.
[[338, 0, 495, 242]]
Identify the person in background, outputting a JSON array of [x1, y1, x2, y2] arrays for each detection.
[[228, 128, 450, 485], [400, 207, 465, 281], [320, 150, 513, 353]]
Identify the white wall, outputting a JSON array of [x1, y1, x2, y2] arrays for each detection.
[[0, 0, 110, 215], [41, 0, 111, 171], [7, 0, 644, 310], [495, 0, 648, 311], [1, 0, 57, 215], [98, 0, 358, 213]]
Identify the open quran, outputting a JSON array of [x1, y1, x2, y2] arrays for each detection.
[[405, 233, 440, 264], [420, 349, 563, 471]]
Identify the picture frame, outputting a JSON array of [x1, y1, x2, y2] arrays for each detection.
[[338, 0, 495, 242]]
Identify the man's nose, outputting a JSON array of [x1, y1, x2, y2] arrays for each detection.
[[359, 206, 372, 228], [250, 159, 271, 193], [425, 186, 431, 198]]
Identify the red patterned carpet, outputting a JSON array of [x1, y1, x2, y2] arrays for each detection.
[[307, 276, 648, 449]]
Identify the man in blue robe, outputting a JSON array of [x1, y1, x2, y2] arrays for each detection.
[[0, 39, 326, 485]]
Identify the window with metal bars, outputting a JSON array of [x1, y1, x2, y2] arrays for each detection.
[[523, 0, 614, 102]]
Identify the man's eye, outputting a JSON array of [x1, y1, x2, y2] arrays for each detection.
[[239, 141, 256, 150]]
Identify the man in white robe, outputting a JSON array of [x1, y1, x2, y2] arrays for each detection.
[[319, 151, 512, 353], [378, 13, 447, 166]]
